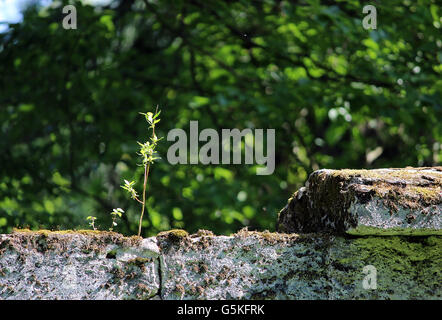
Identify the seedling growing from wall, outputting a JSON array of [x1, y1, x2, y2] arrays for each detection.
[[86, 216, 97, 231], [110, 208, 124, 231], [121, 108, 162, 236]]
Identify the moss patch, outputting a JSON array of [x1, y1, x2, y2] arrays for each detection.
[[333, 167, 442, 183], [234, 228, 300, 244], [9, 228, 143, 253], [156, 230, 192, 252], [13, 228, 107, 236], [347, 226, 442, 236], [330, 235, 442, 298], [333, 168, 441, 210], [127, 257, 152, 271], [157, 229, 189, 242], [191, 229, 215, 238], [278, 167, 442, 234]]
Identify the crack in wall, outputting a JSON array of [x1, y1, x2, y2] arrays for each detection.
[[1, 232, 441, 300], [156, 254, 163, 300]]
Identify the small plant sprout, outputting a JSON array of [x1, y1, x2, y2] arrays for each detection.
[[122, 179, 139, 201], [110, 208, 124, 231], [120, 107, 162, 236], [86, 216, 97, 230]]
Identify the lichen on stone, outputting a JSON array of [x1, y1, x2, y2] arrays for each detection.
[[0, 231, 160, 300], [233, 228, 300, 244], [277, 167, 442, 235], [191, 229, 215, 238], [328, 235, 442, 299], [1, 229, 440, 299], [11, 228, 143, 249], [157, 229, 190, 244]]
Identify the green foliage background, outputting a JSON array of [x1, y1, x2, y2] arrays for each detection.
[[0, 0, 441, 236]]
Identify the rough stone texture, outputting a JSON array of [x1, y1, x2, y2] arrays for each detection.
[[157, 230, 330, 300], [327, 235, 441, 299], [158, 230, 441, 300], [1, 229, 440, 300], [277, 167, 442, 235], [0, 230, 160, 300]]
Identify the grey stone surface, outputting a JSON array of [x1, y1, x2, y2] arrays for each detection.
[[0, 229, 440, 300], [0, 231, 160, 299], [277, 167, 442, 235], [157, 230, 441, 300], [158, 231, 330, 299]]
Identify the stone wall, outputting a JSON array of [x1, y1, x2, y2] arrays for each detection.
[[0, 229, 440, 299], [0, 167, 440, 300], [277, 167, 441, 234]]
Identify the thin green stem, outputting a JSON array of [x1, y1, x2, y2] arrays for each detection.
[[137, 106, 158, 237], [138, 162, 150, 236]]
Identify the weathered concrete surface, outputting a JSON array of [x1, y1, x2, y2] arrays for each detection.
[[2, 229, 439, 300], [157, 230, 328, 300], [277, 167, 442, 235], [2, 167, 440, 300], [158, 230, 441, 300], [0, 230, 160, 299]]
